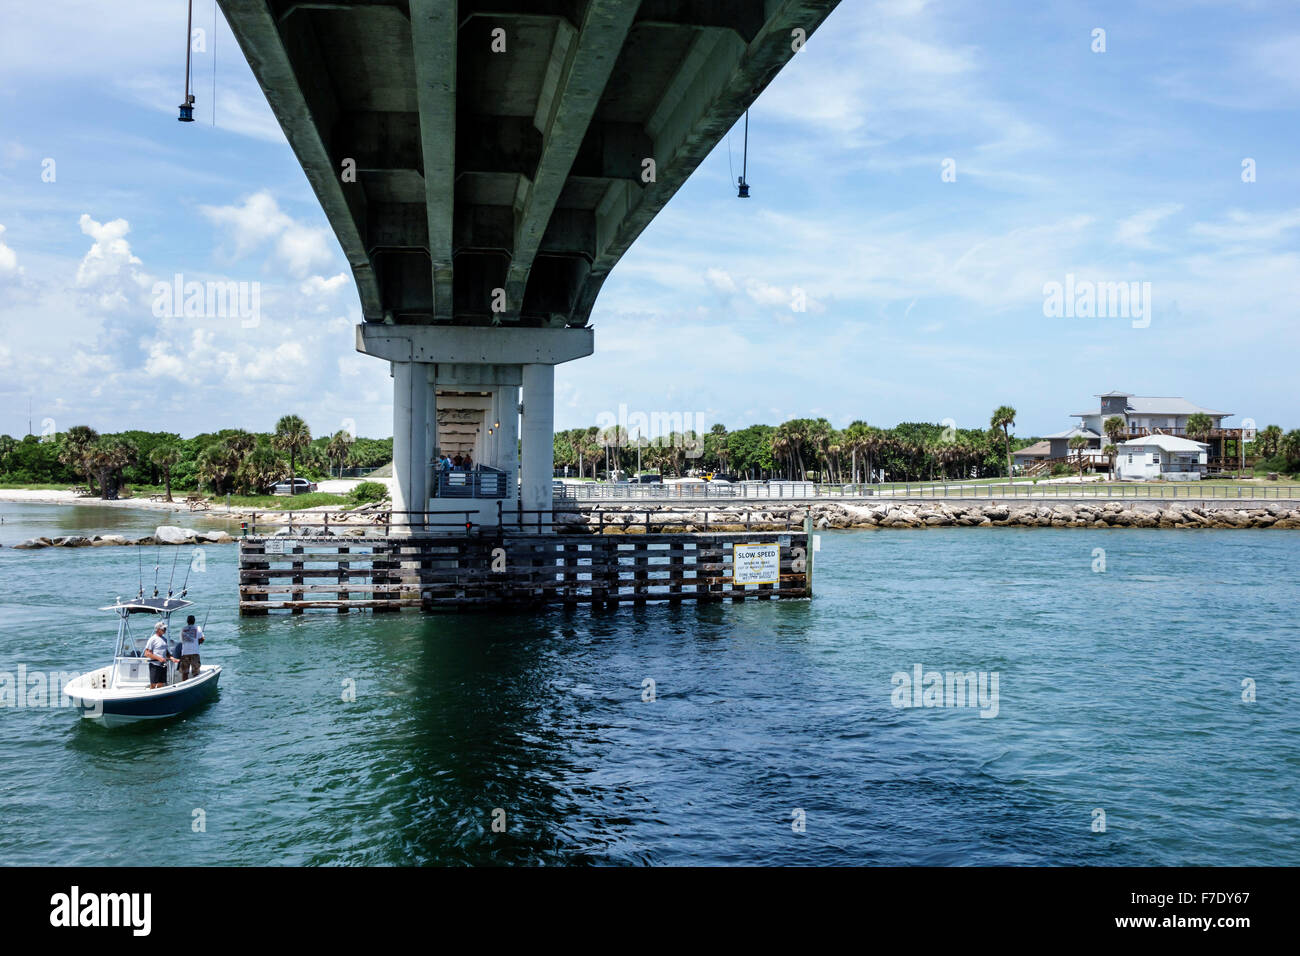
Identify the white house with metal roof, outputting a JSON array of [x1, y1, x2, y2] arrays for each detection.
[[1115, 434, 1210, 481], [1072, 391, 1232, 438]]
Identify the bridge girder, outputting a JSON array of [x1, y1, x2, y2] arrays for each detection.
[[221, 0, 841, 327]]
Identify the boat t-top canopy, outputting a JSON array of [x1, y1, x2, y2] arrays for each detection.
[[99, 597, 195, 615]]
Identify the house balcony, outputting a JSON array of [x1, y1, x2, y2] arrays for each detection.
[[1118, 426, 1244, 440]]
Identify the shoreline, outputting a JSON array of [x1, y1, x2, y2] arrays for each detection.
[[560, 500, 1300, 530], [6, 491, 1300, 545], [0, 488, 209, 514], [0, 479, 377, 521]]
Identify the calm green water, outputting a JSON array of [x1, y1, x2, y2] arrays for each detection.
[[1, 501, 1296, 865]]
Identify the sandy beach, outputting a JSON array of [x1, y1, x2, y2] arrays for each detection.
[[0, 478, 382, 518]]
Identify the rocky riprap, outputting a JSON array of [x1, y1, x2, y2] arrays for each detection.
[[556, 501, 1300, 532], [10, 527, 236, 550]]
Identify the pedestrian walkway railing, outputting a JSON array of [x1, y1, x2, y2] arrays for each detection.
[[436, 465, 508, 498], [555, 480, 1299, 502], [239, 505, 807, 538]]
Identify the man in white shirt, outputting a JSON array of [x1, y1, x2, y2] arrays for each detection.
[[178, 615, 205, 681], [143, 622, 178, 689]]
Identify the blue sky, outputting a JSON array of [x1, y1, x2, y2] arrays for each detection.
[[1, 0, 1297, 442]]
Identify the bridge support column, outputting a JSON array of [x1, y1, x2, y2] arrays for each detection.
[[391, 361, 432, 532], [520, 363, 554, 524], [425, 364, 438, 490], [496, 383, 519, 499], [358, 325, 591, 533]]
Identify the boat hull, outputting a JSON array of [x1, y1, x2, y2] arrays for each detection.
[[64, 666, 222, 727]]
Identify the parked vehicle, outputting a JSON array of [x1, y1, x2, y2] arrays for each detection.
[[271, 477, 318, 495], [632, 473, 663, 484]]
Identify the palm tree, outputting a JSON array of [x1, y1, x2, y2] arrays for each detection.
[[240, 446, 283, 496], [863, 427, 885, 484], [150, 444, 182, 502], [1279, 429, 1300, 473], [326, 429, 355, 476], [225, 429, 257, 458], [59, 425, 100, 493], [89, 437, 137, 500], [552, 433, 576, 477], [770, 434, 791, 479], [1103, 413, 1126, 446], [1068, 434, 1090, 480], [0, 434, 15, 474], [580, 430, 603, 478], [197, 443, 241, 495], [1103, 443, 1118, 480], [840, 421, 870, 484], [1184, 412, 1213, 440], [990, 406, 1017, 478], [1255, 424, 1283, 459], [272, 415, 312, 494], [1183, 412, 1215, 471], [708, 423, 730, 474]]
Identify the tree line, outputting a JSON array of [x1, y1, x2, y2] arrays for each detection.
[[6, 408, 1297, 497], [0, 420, 393, 500], [557, 407, 1032, 481], [556, 406, 1300, 482]]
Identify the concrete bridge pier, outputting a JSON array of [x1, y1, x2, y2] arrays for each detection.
[[520, 363, 555, 519], [357, 325, 593, 533], [391, 360, 433, 530]]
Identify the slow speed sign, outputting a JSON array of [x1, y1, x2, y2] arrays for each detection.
[[733, 542, 780, 585]]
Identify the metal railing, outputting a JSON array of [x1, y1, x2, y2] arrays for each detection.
[[436, 465, 508, 499], [239, 505, 807, 538], [555, 479, 1299, 502], [243, 509, 483, 536], [499, 503, 807, 534], [328, 466, 382, 479], [556, 480, 818, 500]]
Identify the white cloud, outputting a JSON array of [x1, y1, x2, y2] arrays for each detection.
[[300, 273, 350, 296], [1115, 204, 1183, 250], [243, 341, 308, 382], [74, 213, 150, 310], [744, 278, 792, 308], [275, 226, 336, 278], [0, 224, 19, 275], [1190, 209, 1300, 244], [143, 339, 187, 380], [704, 267, 737, 294], [759, 0, 1048, 171], [201, 191, 337, 278]]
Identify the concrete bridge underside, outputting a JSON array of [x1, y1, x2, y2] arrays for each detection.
[[220, 0, 840, 527]]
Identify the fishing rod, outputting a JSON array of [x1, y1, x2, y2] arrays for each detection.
[[180, 546, 194, 597], [152, 545, 161, 597], [137, 548, 144, 599], [167, 548, 181, 598]]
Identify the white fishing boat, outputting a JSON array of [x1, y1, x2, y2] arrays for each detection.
[[63, 594, 221, 728]]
